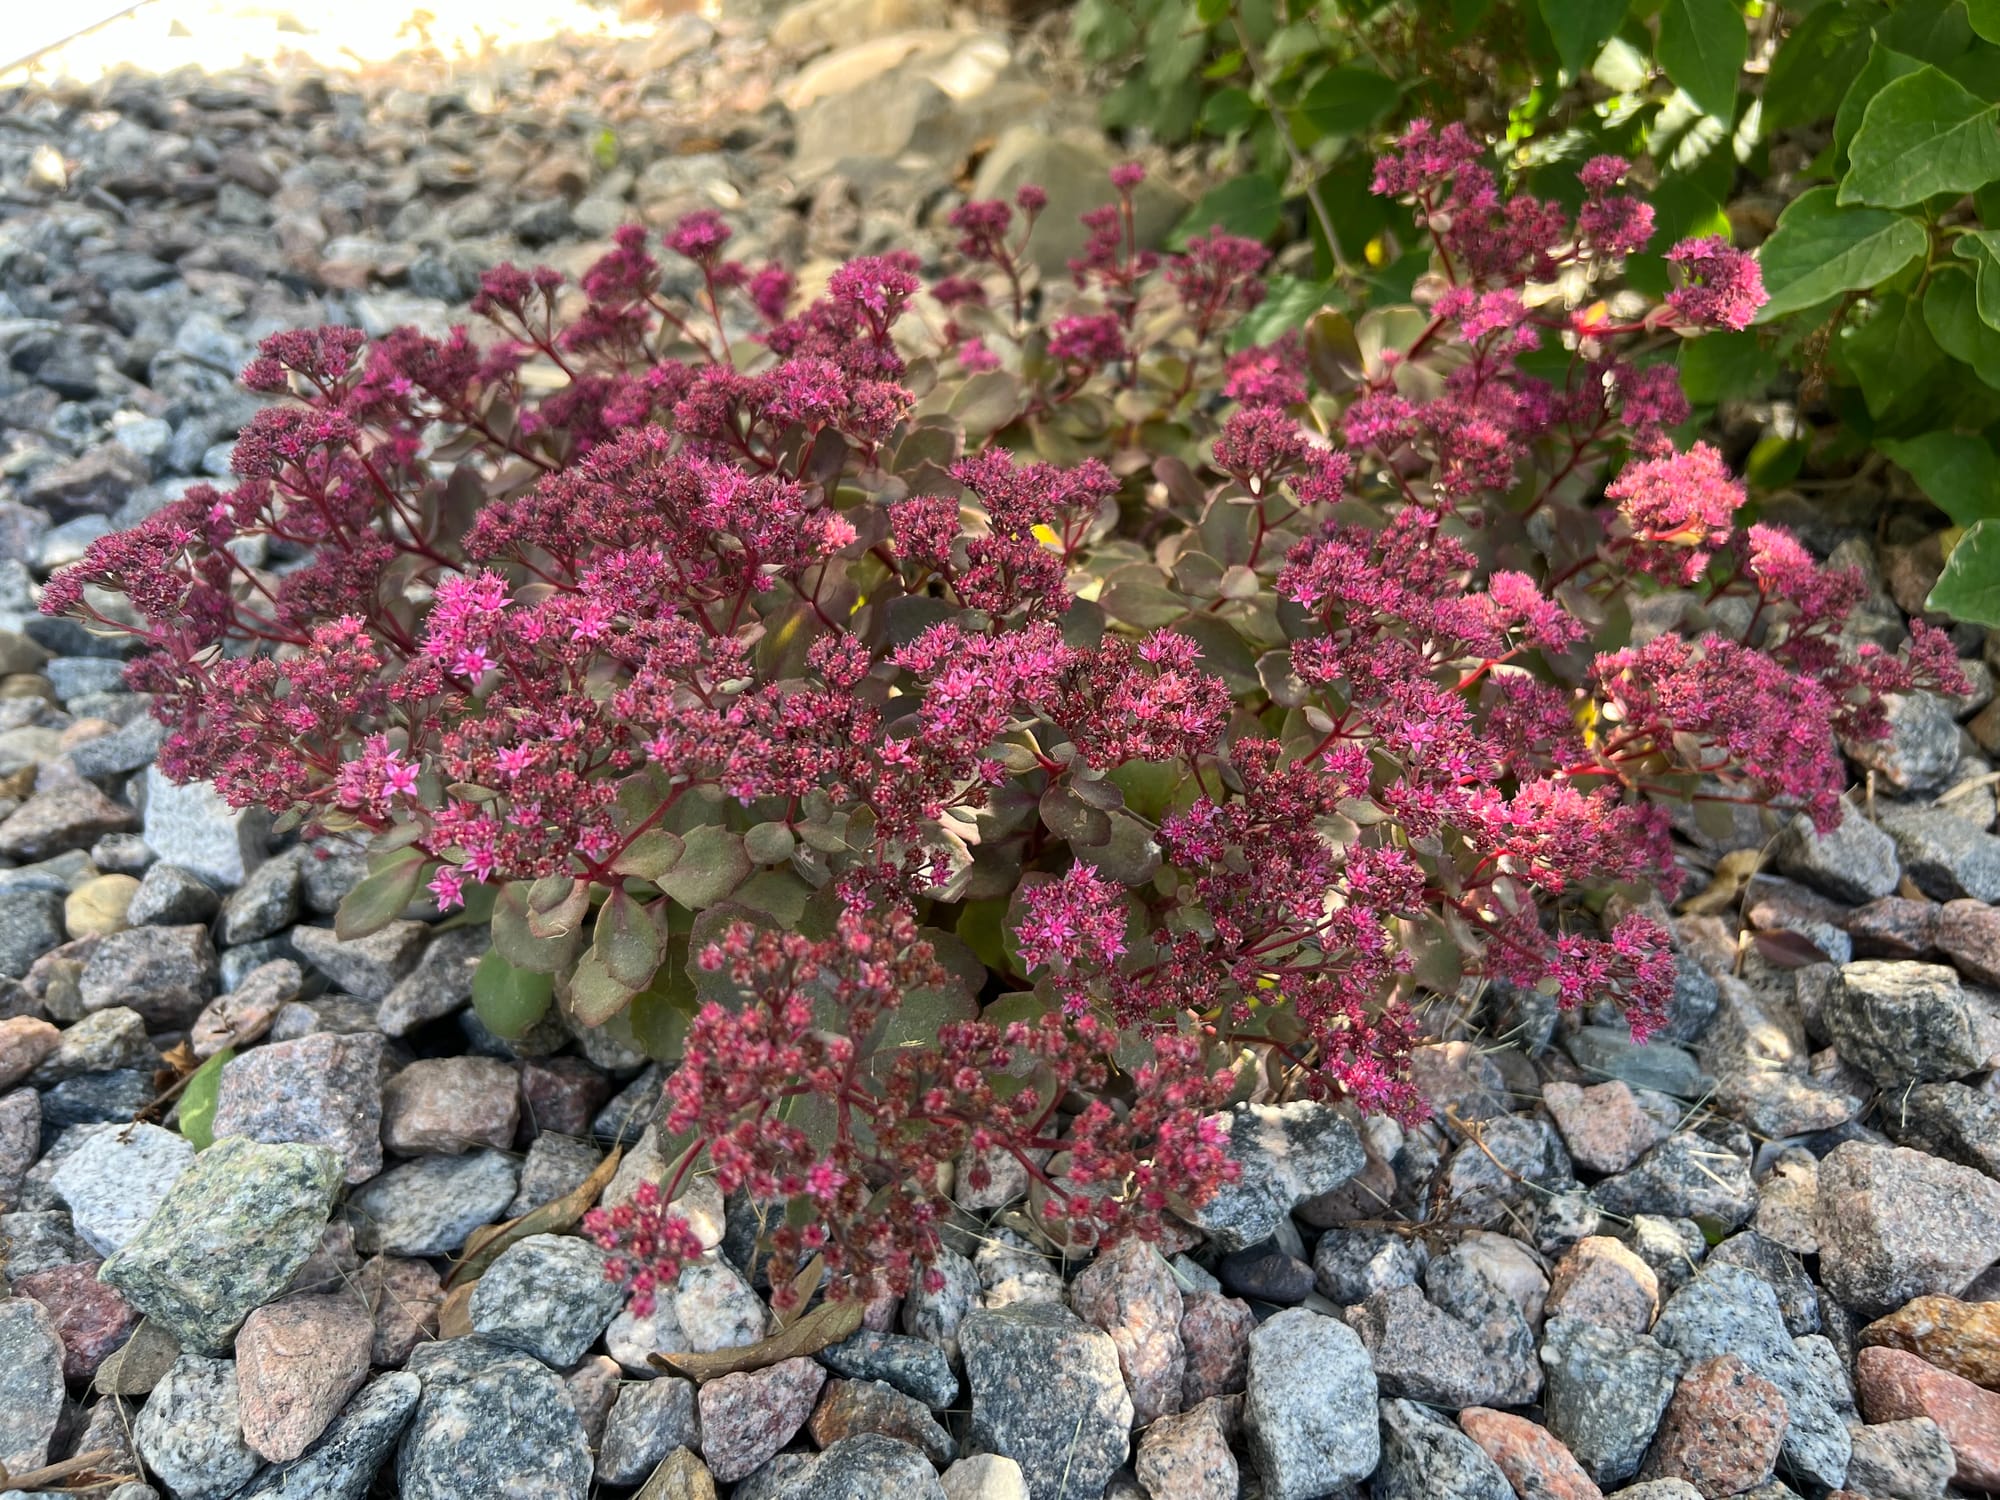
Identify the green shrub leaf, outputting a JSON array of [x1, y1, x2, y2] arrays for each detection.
[[334, 847, 425, 940], [471, 948, 555, 1039], [1879, 434, 2000, 526], [1657, 0, 1747, 120], [1753, 187, 1927, 321], [1177, 175, 1284, 243], [1540, 0, 1630, 75], [657, 826, 752, 910], [178, 1047, 233, 1151], [1956, 229, 2000, 328], [1924, 269, 2000, 385], [1765, 0, 1888, 131], [1973, 0, 2000, 44], [1294, 68, 1401, 137], [1841, 63, 2000, 207], [1929, 519, 2000, 625]]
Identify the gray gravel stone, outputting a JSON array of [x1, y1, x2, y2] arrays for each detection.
[[133, 1354, 263, 1500], [126, 863, 219, 927], [48, 1121, 194, 1254], [41, 1066, 155, 1127], [217, 851, 302, 946], [212, 1030, 385, 1184], [1313, 1226, 1425, 1306], [960, 1302, 1132, 1500], [1348, 1283, 1505, 1409], [596, 1376, 699, 1485], [140, 766, 267, 888], [30, 1004, 156, 1082], [100, 1136, 342, 1353], [1538, 1318, 1682, 1485], [805, 1434, 948, 1500], [0, 782, 137, 860], [1650, 1264, 1851, 1490], [376, 925, 487, 1036], [1565, 1027, 1712, 1098], [0, 1296, 65, 1476], [78, 923, 216, 1028], [1593, 1132, 1759, 1230], [1424, 1246, 1544, 1407], [237, 1371, 421, 1500], [1845, 692, 1961, 793], [1188, 1100, 1365, 1253], [1822, 960, 1991, 1084], [1814, 1141, 2000, 1317], [1883, 1080, 2000, 1176], [1841, 1415, 1954, 1500], [1243, 1308, 1379, 1500], [820, 1329, 960, 1409], [346, 1148, 519, 1255], [1879, 806, 2000, 903], [0, 888, 64, 978], [1374, 1396, 1513, 1500], [290, 921, 427, 1001], [397, 1338, 592, 1500], [1772, 807, 1901, 903], [467, 1232, 624, 1367]]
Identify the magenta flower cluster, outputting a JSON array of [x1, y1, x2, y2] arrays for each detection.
[[44, 123, 1957, 1307]]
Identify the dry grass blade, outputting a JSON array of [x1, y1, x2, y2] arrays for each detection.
[[649, 1297, 862, 1382]]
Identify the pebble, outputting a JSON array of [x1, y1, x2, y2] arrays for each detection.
[[236, 1370, 420, 1500], [1349, 1282, 1507, 1409], [78, 922, 217, 1028], [1546, 1236, 1661, 1334], [819, 1328, 959, 1409], [1640, 1352, 1786, 1497], [376, 925, 487, 1037], [356, 1254, 442, 1365], [1593, 1132, 1758, 1230], [961, 1302, 1133, 1500], [48, 1122, 194, 1254], [901, 1246, 978, 1368], [1425, 1246, 1544, 1407], [346, 1148, 518, 1255], [1538, 1318, 1682, 1486], [216, 853, 301, 946], [1860, 1295, 2000, 1390], [290, 921, 428, 1001], [1177, 1291, 1257, 1407], [380, 1054, 520, 1154], [398, 1338, 593, 1499], [0, 1089, 35, 1207], [0, 1296, 66, 1476], [133, 1353, 264, 1500], [1544, 1079, 1670, 1175], [1188, 1100, 1364, 1252], [0, 1016, 59, 1091], [467, 1232, 624, 1367], [598, 1376, 700, 1484], [939, 1454, 1029, 1500], [516, 1056, 612, 1139], [95, 1316, 183, 1397], [140, 768, 267, 888], [1841, 1415, 1955, 1500], [14, 1257, 139, 1378], [34, 1005, 156, 1088], [805, 1433, 948, 1499], [235, 1294, 375, 1462], [1884, 1081, 2000, 1177], [1772, 806, 1901, 903], [212, 1030, 385, 1183], [1823, 960, 1991, 1084], [1855, 1345, 2000, 1491], [1375, 1396, 1513, 1500], [1133, 1398, 1237, 1500], [1215, 1241, 1316, 1304], [64, 871, 139, 937], [1242, 1308, 1379, 1500], [1068, 1235, 1184, 1422], [697, 1355, 827, 1483], [1458, 1406, 1603, 1500], [1312, 1225, 1425, 1305], [1708, 1231, 1819, 1336], [672, 1256, 769, 1352], [1650, 1265, 1850, 1490], [127, 862, 221, 927], [1815, 1142, 2000, 1317], [100, 1136, 343, 1353], [0, 782, 137, 860], [808, 1376, 955, 1466]]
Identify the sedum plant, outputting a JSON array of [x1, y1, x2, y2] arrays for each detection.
[[46, 124, 1958, 1307]]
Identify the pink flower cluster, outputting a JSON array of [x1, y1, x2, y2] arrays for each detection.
[[44, 123, 1961, 1308]]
